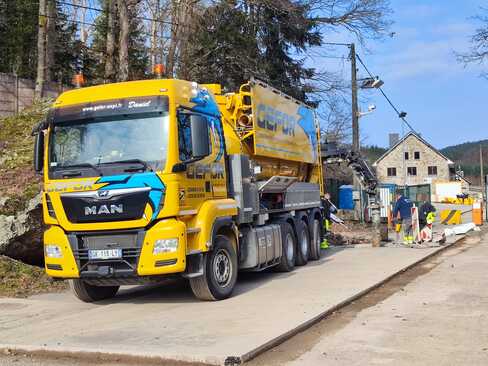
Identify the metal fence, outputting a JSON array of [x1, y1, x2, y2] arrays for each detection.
[[397, 184, 431, 207], [0, 73, 68, 117]]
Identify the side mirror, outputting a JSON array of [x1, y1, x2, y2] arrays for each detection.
[[33, 131, 44, 174], [190, 115, 210, 159]]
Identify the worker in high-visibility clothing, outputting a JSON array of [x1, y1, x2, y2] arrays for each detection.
[[419, 197, 436, 229], [321, 193, 336, 249], [393, 192, 414, 245]]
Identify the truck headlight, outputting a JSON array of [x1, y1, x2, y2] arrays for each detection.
[[153, 238, 178, 254], [45, 244, 63, 258]]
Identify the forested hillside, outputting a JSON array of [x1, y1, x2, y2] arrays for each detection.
[[441, 140, 488, 183]]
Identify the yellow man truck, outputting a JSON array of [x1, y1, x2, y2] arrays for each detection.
[[33, 77, 325, 301]]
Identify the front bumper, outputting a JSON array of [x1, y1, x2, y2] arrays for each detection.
[[44, 219, 187, 280]]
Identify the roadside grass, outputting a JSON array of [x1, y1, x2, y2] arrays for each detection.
[[0, 256, 67, 297], [0, 101, 50, 215]]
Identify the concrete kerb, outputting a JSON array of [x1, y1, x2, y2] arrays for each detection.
[[0, 234, 469, 366], [0, 344, 216, 366]]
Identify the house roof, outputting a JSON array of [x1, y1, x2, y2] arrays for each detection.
[[373, 131, 454, 166]]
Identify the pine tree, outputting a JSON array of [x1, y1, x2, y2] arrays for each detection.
[[180, 0, 320, 102], [0, 0, 39, 78]]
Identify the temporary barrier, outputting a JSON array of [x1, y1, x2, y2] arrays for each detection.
[[411, 206, 420, 242], [440, 209, 462, 225], [473, 201, 484, 226]]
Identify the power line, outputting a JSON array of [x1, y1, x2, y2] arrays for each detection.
[[42, 13, 173, 40], [57, 0, 195, 31], [355, 53, 417, 134]]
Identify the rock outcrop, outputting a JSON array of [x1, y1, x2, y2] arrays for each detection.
[[0, 194, 44, 265]]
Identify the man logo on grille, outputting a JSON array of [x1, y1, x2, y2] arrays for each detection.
[[84, 204, 123, 216], [97, 190, 110, 198]]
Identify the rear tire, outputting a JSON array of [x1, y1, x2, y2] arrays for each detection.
[[190, 235, 238, 301], [69, 279, 119, 303], [309, 217, 322, 261], [295, 220, 310, 266], [276, 222, 296, 272]]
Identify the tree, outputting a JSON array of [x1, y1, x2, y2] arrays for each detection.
[[117, 0, 131, 81], [181, 1, 321, 101], [104, 0, 117, 81], [35, 0, 47, 98], [309, 0, 392, 43], [0, 0, 39, 78], [457, 8, 488, 78], [91, 0, 148, 83]]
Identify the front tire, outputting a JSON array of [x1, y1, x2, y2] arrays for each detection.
[[190, 235, 238, 301], [69, 279, 119, 303], [309, 217, 322, 261]]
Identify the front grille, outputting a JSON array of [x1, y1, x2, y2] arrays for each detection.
[[61, 189, 150, 223], [69, 231, 144, 277]]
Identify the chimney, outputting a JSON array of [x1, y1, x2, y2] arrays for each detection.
[[389, 133, 399, 148]]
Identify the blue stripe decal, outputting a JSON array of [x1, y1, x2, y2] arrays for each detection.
[[97, 172, 165, 220]]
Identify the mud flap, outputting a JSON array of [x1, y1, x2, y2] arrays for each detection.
[[182, 253, 204, 279]]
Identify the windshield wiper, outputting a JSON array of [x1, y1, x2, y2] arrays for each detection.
[[56, 163, 103, 176], [101, 159, 153, 172]]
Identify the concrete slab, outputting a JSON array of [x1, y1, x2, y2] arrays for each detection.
[[0, 240, 460, 365]]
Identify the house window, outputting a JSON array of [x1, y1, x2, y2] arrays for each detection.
[[428, 166, 437, 176], [414, 151, 420, 160], [407, 167, 417, 176], [404, 152, 409, 160], [387, 167, 397, 177]]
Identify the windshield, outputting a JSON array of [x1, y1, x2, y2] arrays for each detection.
[[49, 112, 169, 177]]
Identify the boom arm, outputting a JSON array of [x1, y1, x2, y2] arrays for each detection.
[[321, 141, 377, 195]]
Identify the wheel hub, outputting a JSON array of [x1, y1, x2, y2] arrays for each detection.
[[213, 249, 231, 286]]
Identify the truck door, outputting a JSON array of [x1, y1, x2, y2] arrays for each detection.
[[176, 110, 227, 213]]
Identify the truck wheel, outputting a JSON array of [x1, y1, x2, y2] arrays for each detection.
[[276, 222, 296, 272], [295, 220, 310, 266], [190, 235, 238, 301], [309, 217, 322, 261], [69, 279, 119, 303]]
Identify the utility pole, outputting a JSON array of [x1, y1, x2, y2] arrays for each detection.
[[351, 43, 359, 153], [349, 43, 363, 221], [480, 144, 485, 202]]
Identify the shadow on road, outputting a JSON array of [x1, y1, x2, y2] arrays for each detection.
[[92, 248, 343, 305]]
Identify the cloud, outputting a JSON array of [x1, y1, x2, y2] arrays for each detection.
[[369, 22, 483, 82]]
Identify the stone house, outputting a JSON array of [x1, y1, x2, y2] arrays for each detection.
[[373, 132, 454, 186]]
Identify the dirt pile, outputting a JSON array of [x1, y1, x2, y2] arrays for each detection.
[[0, 255, 67, 297], [328, 221, 377, 245]]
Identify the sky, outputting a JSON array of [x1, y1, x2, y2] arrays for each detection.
[[314, 0, 487, 149]]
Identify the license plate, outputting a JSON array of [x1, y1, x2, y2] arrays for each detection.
[[88, 248, 122, 260]]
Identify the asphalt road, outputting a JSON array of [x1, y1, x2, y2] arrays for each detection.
[[249, 231, 488, 366]]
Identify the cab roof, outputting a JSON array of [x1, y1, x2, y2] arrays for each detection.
[[53, 79, 192, 108]]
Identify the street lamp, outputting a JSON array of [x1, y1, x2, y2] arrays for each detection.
[[359, 77, 384, 89]]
